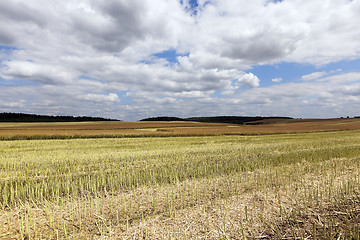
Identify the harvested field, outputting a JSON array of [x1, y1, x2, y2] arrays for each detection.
[[0, 124, 360, 239], [1, 118, 360, 140]]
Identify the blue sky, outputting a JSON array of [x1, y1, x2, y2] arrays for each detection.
[[250, 60, 353, 87], [143, 45, 360, 87], [153, 49, 189, 64], [1, 0, 360, 120]]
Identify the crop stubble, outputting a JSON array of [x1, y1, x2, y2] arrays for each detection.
[[0, 120, 360, 239]]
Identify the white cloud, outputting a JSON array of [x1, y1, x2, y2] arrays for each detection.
[[320, 72, 360, 83], [81, 93, 120, 103], [1, 70, 360, 120], [0, 100, 26, 108], [1, 0, 360, 120], [1, 61, 76, 84], [301, 71, 328, 81], [237, 73, 260, 88], [272, 77, 283, 82]]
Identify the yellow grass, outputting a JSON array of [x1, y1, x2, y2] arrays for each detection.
[[0, 122, 359, 239], [1, 118, 360, 140]]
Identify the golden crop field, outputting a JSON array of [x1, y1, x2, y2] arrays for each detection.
[[1, 118, 360, 140], [0, 119, 360, 239]]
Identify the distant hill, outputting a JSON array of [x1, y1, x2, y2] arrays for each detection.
[[0, 112, 120, 122], [139, 116, 292, 124]]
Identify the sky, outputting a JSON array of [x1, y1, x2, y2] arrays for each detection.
[[1, 0, 360, 120]]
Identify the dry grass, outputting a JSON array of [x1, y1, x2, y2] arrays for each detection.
[[1, 118, 360, 140], [0, 125, 360, 239], [1, 157, 359, 239]]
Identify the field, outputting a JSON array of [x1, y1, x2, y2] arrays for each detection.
[[0, 119, 360, 239], [1, 118, 360, 140]]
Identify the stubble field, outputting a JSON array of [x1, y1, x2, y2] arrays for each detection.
[[0, 119, 360, 239], [1, 118, 360, 140]]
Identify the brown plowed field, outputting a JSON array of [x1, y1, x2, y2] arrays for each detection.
[[1, 118, 360, 139]]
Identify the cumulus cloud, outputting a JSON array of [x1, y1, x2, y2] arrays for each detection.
[[80, 93, 120, 103], [1, 0, 360, 119], [237, 73, 260, 88], [1, 61, 76, 84], [193, 0, 360, 66], [0, 29, 15, 45], [68, 1, 148, 52]]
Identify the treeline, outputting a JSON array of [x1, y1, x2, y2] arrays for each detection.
[[139, 116, 184, 122], [140, 116, 292, 124], [0, 112, 120, 122]]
